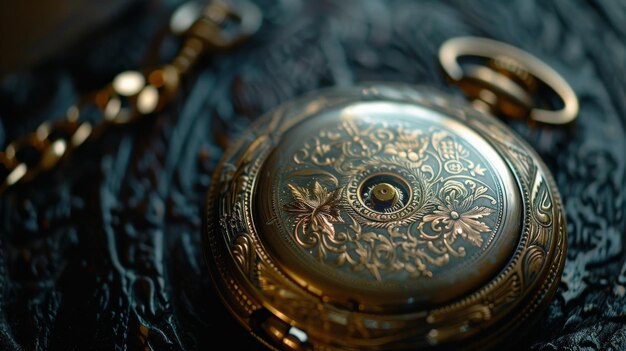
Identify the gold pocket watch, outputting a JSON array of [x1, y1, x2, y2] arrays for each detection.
[[204, 36, 577, 350]]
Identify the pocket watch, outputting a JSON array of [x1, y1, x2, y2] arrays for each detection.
[[203, 10, 577, 351], [0, 1, 578, 350]]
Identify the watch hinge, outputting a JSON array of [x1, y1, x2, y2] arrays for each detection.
[[252, 309, 310, 351]]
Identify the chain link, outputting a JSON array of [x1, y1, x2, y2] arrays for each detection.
[[0, 0, 261, 193]]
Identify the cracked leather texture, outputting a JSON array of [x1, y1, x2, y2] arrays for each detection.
[[0, 0, 625, 350]]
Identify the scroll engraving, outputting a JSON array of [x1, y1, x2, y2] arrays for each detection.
[[280, 119, 501, 280], [206, 85, 566, 347]]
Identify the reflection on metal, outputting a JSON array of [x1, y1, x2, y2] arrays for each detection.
[[439, 36, 579, 125], [137, 86, 159, 114], [205, 83, 567, 350], [112, 71, 145, 96]]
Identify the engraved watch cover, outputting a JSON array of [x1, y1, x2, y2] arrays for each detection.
[[205, 83, 566, 350]]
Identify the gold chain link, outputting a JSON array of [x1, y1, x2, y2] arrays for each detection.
[[0, 0, 261, 193]]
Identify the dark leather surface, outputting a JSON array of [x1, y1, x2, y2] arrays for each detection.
[[1, 0, 625, 350]]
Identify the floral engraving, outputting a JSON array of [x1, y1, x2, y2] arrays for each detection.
[[280, 118, 500, 280], [284, 182, 343, 237], [421, 181, 495, 248]]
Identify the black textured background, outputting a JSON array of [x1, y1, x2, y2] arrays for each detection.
[[1, 0, 625, 350]]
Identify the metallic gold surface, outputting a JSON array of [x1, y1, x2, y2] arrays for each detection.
[[205, 83, 567, 350], [255, 100, 521, 310], [439, 37, 579, 125]]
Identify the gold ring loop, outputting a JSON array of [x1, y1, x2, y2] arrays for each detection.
[[439, 37, 579, 125]]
